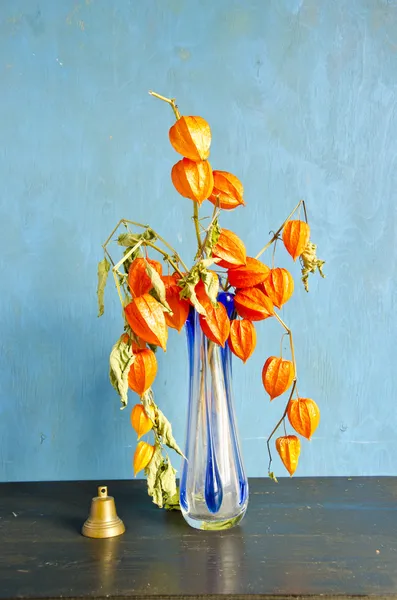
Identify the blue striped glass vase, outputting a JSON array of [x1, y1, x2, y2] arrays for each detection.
[[179, 292, 249, 530]]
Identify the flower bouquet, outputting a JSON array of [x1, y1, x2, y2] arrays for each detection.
[[97, 91, 325, 529]]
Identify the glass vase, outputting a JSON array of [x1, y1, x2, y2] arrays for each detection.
[[179, 292, 249, 530]]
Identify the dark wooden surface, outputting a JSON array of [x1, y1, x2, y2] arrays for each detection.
[[1, 478, 397, 600]]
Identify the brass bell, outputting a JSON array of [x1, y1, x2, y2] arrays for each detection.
[[82, 486, 125, 539]]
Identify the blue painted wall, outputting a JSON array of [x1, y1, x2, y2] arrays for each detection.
[[1, 0, 396, 482]]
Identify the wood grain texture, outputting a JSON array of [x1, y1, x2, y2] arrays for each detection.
[[1, 478, 397, 599], [1, 0, 397, 481]]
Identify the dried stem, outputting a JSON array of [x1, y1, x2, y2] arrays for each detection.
[[255, 200, 307, 260], [102, 219, 188, 280], [150, 91, 204, 260], [149, 91, 181, 120], [193, 202, 202, 254], [198, 202, 220, 260], [144, 240, 184, 277], [274, 312, 297, 379], [266, 380, 297, 474]]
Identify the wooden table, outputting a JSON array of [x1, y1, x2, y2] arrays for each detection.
[[1, 477, 396, 599]]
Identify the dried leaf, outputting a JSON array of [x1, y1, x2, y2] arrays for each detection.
[[97, 257, 110, 317], [144, 444, 164, 506], [178, 269, 207, 315], [156, 407, 185, 457], [159, 460, 177, 500], [300, 241, 325, 292], [141, 391, 184, 457], [201, 268, 219, 305], [145, 260, 172, 313], [164, 489, 181, 511], [204, 217, 221, 258], [109, 337, 135, 408], [118, 229, 156, 247]]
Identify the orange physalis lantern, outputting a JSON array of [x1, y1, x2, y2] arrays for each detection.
[[228, 257, 270, 288], [199, 302, 230, 347], [128, 257, 162, 298], [128, 349, 158, 396], [133, 441, 155, 476], [228, 319, 256, 363], [171, 158, 214, 204], [259, 267, 294, 309], [208, 171, 245, 210], [130, 404, 154, 439], [262, 356, 295, 400], [169, 116, 211, 161], [125, 294, 168, 351], [287, 398, 320, 440], [212, 229, 247, 269], [162, 276, 190, 332], [276, 435, 300, 476], [234, 287, 274, 321], [282, 220, 311, 261]]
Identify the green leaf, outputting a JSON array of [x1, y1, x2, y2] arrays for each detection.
[[145, 261, 172, 313], [97, 257, 111, 317], [109, 338, 135, 408]]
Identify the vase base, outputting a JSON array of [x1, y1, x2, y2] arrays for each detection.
[[181, 507, 247, 531]]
